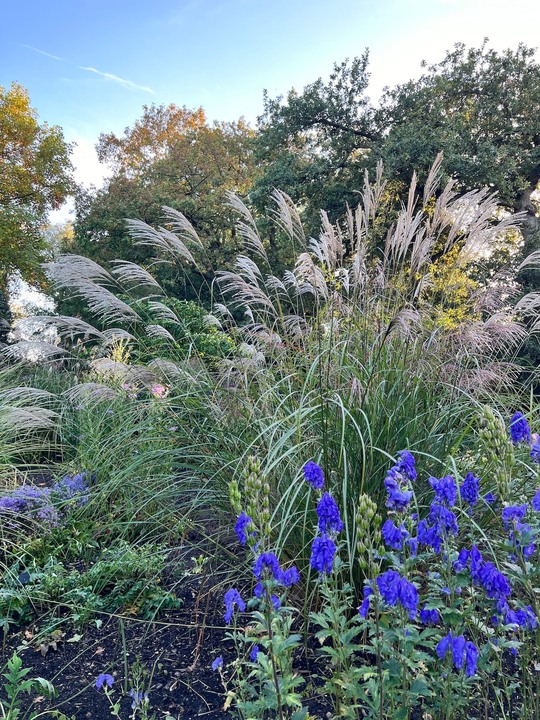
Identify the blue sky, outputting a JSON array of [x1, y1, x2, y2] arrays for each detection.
[[2, 0, 540, 192]]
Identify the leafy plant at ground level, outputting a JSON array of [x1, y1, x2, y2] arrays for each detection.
[[0, 651, 55, 719], [0, 541, 181, 633]]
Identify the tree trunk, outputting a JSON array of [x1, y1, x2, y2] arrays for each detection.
[[0, 280, 12, 345], [516, 185, 540, 292]]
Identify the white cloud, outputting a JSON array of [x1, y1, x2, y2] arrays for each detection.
[[78, 66, 155, 94], [20, 43, 64, 62], [49, 134, 111, 224]]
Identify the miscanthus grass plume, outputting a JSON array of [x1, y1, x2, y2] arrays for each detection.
[[3, 158, 539, 569]]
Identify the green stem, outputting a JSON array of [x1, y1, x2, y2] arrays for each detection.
[[265, 588, 285, 720]]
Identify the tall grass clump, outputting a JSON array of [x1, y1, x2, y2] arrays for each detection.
[[4, 157, 538, 583]]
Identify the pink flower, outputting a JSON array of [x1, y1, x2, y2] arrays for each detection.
[[150, 383, 169, 399]]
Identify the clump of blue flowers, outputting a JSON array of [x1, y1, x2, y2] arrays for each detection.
[[303, 460, 325, 490], [509, 411, 531, 445], [310, 491, 343, 575], [384, 450, 416, 511]]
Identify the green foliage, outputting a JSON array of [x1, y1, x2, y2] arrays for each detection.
[[69, 105, 257, 306], [0, 540, 180, 633], [0, 82, 74, 288], [130, 297, 235, 364], [0, 651, 55, 719], [256, 43, 540, 267], [222, 416, 540, 719]]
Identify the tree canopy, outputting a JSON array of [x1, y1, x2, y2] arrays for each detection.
[[255, 42, 540, 263], [381, 42, 540, 254], [0, 82, 74, 287], [71, 104, 257, 304]]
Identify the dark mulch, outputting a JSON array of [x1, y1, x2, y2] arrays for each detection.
[[3, 518, 330, 720], [5, 569, 235, 719]]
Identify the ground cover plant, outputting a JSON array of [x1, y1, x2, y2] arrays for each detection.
[[1, 156, 539, 718]]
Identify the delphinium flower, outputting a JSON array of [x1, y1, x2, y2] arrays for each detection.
[[252, 551, 299, 596], [509, 411, 531, 445], [316, 493, 344, 534], [382, 518, 409, 551], [454, 544, 512, 606], [309, 489, 344, 575], [454, 547, 471, 572], [303, 461, 325, 490], [502, 503, 529, 530], [429, 503, 459, 536], [429, 475, 457, 507], [436, 632, 478, 676], [95, 673, 114, 689], [281, 566, 300, 587], [224, 588, 246, 623], [384, 471, 413, 512], [417, 519, 443, 553], [532, 489, 540, 511], [250, 645, 260, 661], [376, 569, 418, 619], [235, 511, 254, 545], [420, 606, 441, 625], [503, 604, 538, 630], [358, 585, 373, 618], [395, 450, 417, 482], [310, 535, 337, 574], [484, 492, 497, 506], [253, 552, 282, 581], [211, 656, 223, 671], [460, 472, 480, 507], [129, 689, 149, 709], [416, 501, 458, 555], [509, 520, 536, 559], [383, 450, 417, 513], [477, 561, 512, 603]]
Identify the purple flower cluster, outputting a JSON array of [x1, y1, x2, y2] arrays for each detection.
[[429, 475, 457, 507], [316, 493, 343, 534], [456, 545, 511, 602], [531, 439, 540, 464], [310, 535, 337, 574], [532, 489, 540, 511], [129, 689, 149, 709], [376, 569, 418, 619], [420, 606, 441, 625], [382, 518, 409, 550], [509, 412, 531, 445], [502, 503, 536, 559], [436, 632, 478, 676], [384, 452, 416, 512], [235, 511, 254, 545], [224, 588, 246, 623], [252, 551, 300, 601], [0, 472, 92, 532], [303, 461, 325, 490], [51, 472, 90, 505], [460, 473, 480, 506], [310, 491, 343, 575], [502, 503, 528, 530], [4, 486, 60, 528], [503, 604, 537, 630]]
